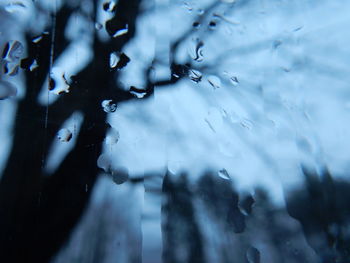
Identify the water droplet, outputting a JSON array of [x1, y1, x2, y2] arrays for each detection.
[[95, 22, 103, 30], [188, 39, 204, 62], [293, 26, 303, 32], [4, 62, 19, 76], [103, 1, 116, 12], [57, 128, 72, 142], [109, 52, 130, 70], [20, 58, 39, 72], [110, 167, 129, 185], [2, 42, 10, 59], [109, 52, 118, 68], [29, 59, 39, 71], [171, 64, 189, 79], [197, 9, 204, 15], [218, 168, 230, 180], [49, 69, 70, 94], [101, 100, 117, 113], [0, 80, 17, 100], [207, 75, 221, 89], [32, 35, 43, 44], [129, 86, 147, 99], [192, 21, 201, 29], [4, 2, 26, 13], [182, 2, 193, 12], [239, 195, 255, 215], [112, 24, 129, 38], [2, 40, 23, 62], [230, 76, 239, 86], [246, 247, 260, 263], [48, 78, 56, 91], [188, 69, 202, 83], [209, 20, 217, 30]]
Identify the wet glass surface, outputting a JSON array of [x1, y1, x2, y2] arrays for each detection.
[[0, 0, 350, 262]]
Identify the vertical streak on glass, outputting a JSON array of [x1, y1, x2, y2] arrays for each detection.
[[42, 0, 57, 169], [46, 1, 57, 129]]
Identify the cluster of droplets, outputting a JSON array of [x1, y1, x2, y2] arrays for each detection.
[[0, 40, 24, 99]]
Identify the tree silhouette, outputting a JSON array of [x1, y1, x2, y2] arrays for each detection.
[[0, 1, 143, 261], [0, 0, 226, 261]]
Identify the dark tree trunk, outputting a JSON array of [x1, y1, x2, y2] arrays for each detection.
[[0, 1, 141, 262]]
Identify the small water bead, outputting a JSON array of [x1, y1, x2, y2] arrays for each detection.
[[207, 75, 221, 89], [95, 22, 103, 30], [218, 168, 230, 180], [112, 25, 129, 38], [182, 2, 193, 12], [109, 52, 118, 68], [110, 167, 129, 185], [208, 20, 217, 30], [4, 2, 26, 13], [48, 70, 71, 95], [57, 128, 73, 142], [103, 1, 116, 12], [3, 63, 19, 76], [101, 100, 117, 113], [129, 86, 147, 99], [230, 76, 239, 86], [32, 35, 43, 44], [48, 78, 56, 91], [192, 21, 200, 29], [109, 52, 130, 70], [197, 9, 204, 15], [29, 59, 39, 71], [20, 58, 38, 71], [239, 195, 255, 215]]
